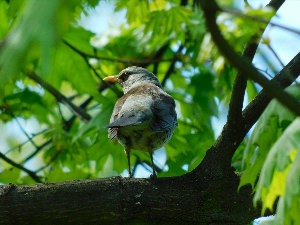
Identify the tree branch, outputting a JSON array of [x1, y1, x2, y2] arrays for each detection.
[[161, 44, 184, 87], [0, 152, 41, 183], [3, 129, 47, 155], [221, 8, 300, 36], [193, 51, 300, 175], [25, 71, 91, 122], [227, 0, 284, 124], [243, 51, 300, 124], [0, 173, 259, 225], [63, 40, 173, 66], [198, 0, 300, 116]]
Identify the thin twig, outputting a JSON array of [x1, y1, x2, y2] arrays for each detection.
[[161, 44, 184, 87], [63, 40, 122, 96], [13, 115, 38, 148], [4, 128, 47, 155], [22, 140, 52, 164], [35, 150, 61, 173], [221, 8, 300, 36], [25, 71, 91, 122], [63, 40, 173, 65], [0, 152, 41, 182], [266, 43, 285, 67]]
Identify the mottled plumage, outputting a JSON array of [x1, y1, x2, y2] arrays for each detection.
[[103, 66, 177, 178]]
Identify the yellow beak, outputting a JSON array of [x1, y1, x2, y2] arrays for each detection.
[[103, 75, 120, 83]]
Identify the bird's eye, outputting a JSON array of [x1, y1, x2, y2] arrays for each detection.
[[120, 71, 130, 80]]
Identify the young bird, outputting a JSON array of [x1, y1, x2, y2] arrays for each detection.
[[103, 66, 177, 178]]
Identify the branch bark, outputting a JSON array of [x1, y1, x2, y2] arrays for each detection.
[[0, 174, 257, 225], [227, 0, 284, 124]]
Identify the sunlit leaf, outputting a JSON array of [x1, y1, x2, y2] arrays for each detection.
[[0, 0, 62, 84], [254, 118, 300, 212], [275, 150, 300, 225], [240, 86, 300, 188], [0, 168, 21, 183]]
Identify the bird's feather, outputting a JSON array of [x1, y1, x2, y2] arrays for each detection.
[[108, 127, 118, 140], [151, 93, 177, 132]]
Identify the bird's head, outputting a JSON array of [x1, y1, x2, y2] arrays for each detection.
[[103, 66, 162, 93]]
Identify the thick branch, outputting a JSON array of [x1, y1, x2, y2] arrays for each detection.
[[0, 174, 258, 225], [243, 51, 300, 124], [227, 0, 284, 124]]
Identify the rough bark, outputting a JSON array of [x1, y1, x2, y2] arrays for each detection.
[[0, 170, 256, 225]]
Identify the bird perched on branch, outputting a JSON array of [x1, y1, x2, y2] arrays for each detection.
[[103, 66, 177, 178]]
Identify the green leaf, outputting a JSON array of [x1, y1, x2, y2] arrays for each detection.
[[115, 0, 149, 27], [240, 86, 300, 188], [2, 88, 51, 122], [45, 42, 98, 96], [63, 26, 95, 55], [275, 149, 300, 225], [246, 80, 258, 102], [188, 69, 218, 120], [145, 6, 191, 39], [0, 1, 10, 39], [254, 118, 300, 212], [0, 0, 84, 87], [0, 168, 21, 184], [85, 0, 100, 8], [44, 165, 89, 182], [0, 0, 61, 83]]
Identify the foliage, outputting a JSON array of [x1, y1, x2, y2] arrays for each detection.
[[240, 86, 300, 224], [240, 86, 300, 189], [0, 0, 299, 223]]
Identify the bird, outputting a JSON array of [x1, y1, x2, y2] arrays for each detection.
[[103, 66, 177, 178]]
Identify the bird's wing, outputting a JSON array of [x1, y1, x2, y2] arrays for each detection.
[[107, 91, 153, 139], [108, 95, 126, 140], [150, 88, 177, 132]]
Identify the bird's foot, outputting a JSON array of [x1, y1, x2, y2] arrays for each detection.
[[149, 172, 157, 180]]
